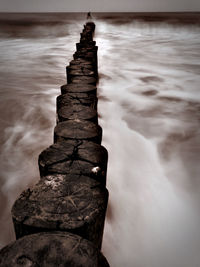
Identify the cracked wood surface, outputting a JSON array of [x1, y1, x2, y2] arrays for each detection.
[[67, 63, 96, 84], [57, 104, 98, 124], [70, 58, 94, 66], [38, 140, 108, 185], [61, 83, 97, 95], [70, 76, 97, 85], [57, 92, 98, 110], [54, 120, 102, 144], [12, 174, 108, 249], [0, 232, 110, 267]]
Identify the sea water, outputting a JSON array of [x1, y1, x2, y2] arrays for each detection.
[[0, 12, 200, 267]]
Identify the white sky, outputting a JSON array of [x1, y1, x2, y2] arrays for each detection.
[[0, 0, 200, 12]]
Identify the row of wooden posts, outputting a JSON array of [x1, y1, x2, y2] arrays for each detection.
[[0, 21, 110, 266]]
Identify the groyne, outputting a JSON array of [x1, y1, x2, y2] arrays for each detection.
[[0, 21, 110, 266]]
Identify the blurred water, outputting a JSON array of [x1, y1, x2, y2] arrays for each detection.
[[0, 12, 86, 247], [0, 12, 200, 267], [96, 15, 200, 267]]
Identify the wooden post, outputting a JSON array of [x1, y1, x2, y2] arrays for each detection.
[[38, 140, 108, 185], [54, 120, 102, 144], [0, 232, 110, 267], [12, 174, 108, 249]]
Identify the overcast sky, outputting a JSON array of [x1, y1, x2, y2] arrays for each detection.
[[0, 0, 200, 12]]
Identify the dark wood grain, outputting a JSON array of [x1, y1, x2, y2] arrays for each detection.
[[38, 140, 108, 185], [0, 232, 110, 267], [54, 120, 102, 144], [12, 174, 108, 249]]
